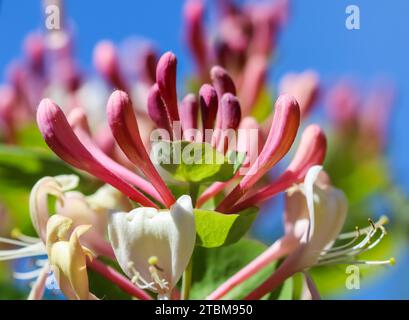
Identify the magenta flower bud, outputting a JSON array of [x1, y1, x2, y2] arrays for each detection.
[[239, 55, 267, 116], [199, 84, 218, 130], [24, 33, 45, 74], [107, 90, 176, 207], [184, 0, 208, 77], [147, 83, 172, 133], [216, 94, 300, 213], [0, 85, 16, 122], [219, 93, 242, 130], [93, 40, 128, 91], [37, 98, 158, 208], [67, 107, 162, 202], [210, 65, 237, 97], [231, 124, 327, 212], [325, 81, 359, 128], [180, 93, 199, 134], [133, 43, 158, 85], [279, 71, 319, 118], [156, 51, 180, 122], [0, 85, 17, 142]]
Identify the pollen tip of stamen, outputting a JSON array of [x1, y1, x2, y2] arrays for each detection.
[[11, 228, 21, 239], [380, 215, 389, 225], [148, 256, 158, 266], [389, 257, 395, 265]]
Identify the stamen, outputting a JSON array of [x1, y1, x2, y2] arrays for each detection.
[[0, 242, 46, 261], [317, 217, 391, 267], [149, 266, 168, 290], [127, 262, 155, 290], [11, 229, 41, 244], [13, 268, 45, 280], [126, 259, 169, 294], [0, 237, 31, 247]]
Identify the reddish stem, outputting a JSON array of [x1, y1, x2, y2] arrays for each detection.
[[88, 259, 152, 300]]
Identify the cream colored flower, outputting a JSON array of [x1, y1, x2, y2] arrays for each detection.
[[108, 195, 195, 299], [46, 214, 95, 300]]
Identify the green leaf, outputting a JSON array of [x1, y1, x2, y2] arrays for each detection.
[[268, 271, 294, 300], [16, 123, 50, 149], [190, 239, 277, 299], [152, 141, 243, 184], [194, 208, 258, 248]]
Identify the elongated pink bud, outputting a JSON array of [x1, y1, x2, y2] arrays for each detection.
[[199, 84, 218, 130], [239, 55, 267, 116], [216, 93, 242, 152], [147, 83, 172, 133], [231, 124, 327, 212], [210, 65, 236, 97], [107, 90, 176, 207], [67, 107, 91, 133], [37, 99, 158, 208], [325, 81, 359, 128], [136, 44, 158, 85], [93, 41, 128, 91], [248, 3, 280, 57], [219, 93, 242, 130], [0, 85, 17, 143], [216, 94, 300, 213], [180, 94, 199, 141], [24, 33, 45, 74], [67, 108, 163, 203], [279, 71, 319, 118], [184, 0, 208, 77], [156, 51, 180, 122]]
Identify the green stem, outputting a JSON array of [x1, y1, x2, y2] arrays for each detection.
[[181, 258, 193, 300], [189, 183, 199, 207]]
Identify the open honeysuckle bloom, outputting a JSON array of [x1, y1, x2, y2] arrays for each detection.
[[208, 166, 393, 300], [108, 195, 196, 300], [45, 214, 96, 300], [0, 174, 128, 299]]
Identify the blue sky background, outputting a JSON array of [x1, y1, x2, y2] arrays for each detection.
[[0, 0, 408, 299]]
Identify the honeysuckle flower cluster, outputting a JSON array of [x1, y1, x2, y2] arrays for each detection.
[[0, 0, 395, 300]]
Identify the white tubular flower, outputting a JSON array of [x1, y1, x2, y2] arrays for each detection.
[[0, 174, 122, 299], [289, 165, 348, 269], [108, 195, 196, 299], [286, 165, 392, 270], [30, 175, 126, 255]]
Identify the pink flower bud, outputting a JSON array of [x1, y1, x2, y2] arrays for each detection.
[[210, 65, 237, 97], [199, 84, 218, 130], [156, 51, 180, 122], [180, 94, 199, 141], [239, 55, 267, 116], [107, 90, 176, 207], [147, 83, 172, 133], [217, 94, 300, 213], [231, 124, 327, 212], [184, 0, 208, 77], [37, 98, 157, 207], [279, 71, 319, 118], [219, 93, 242, 130], [93, 41, 128, 91]]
